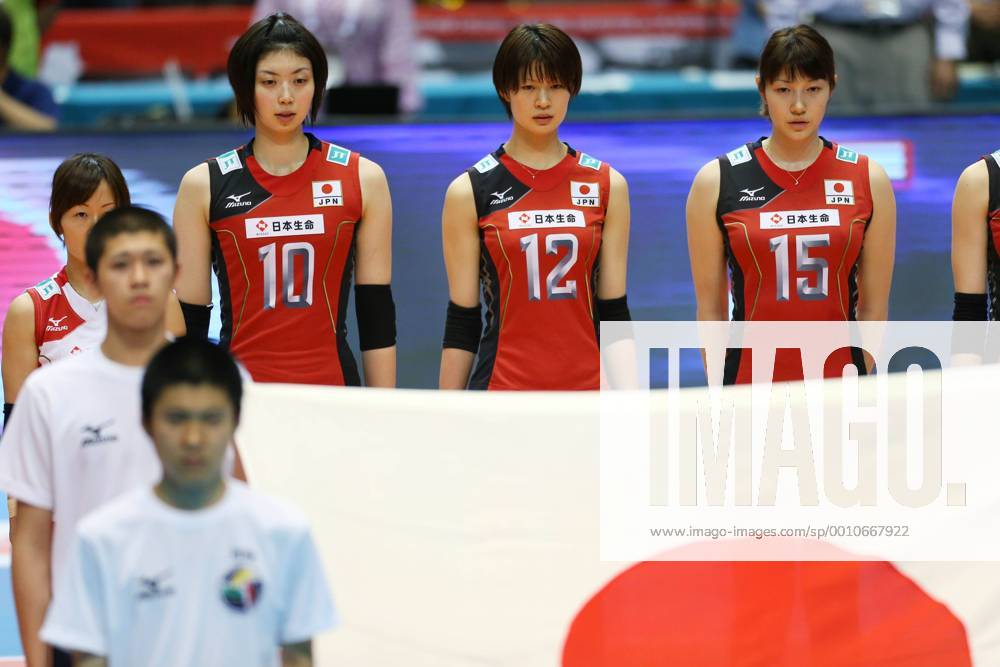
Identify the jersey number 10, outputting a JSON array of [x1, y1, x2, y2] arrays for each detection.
[[259, 242, 314, 309]]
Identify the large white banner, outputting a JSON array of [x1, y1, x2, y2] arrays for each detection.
[[237, 373, 1000, 665]]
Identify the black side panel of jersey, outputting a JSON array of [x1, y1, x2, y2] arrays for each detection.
[[467, 162, 532, 220], [210, 231, 235, 348], [207, 152, 272, 223], [337, 237, 361, 386], [984, 155, 1000, 320], [591, 244, 602, 340], [468, 237, 501, 390], [715, 147, 784, 222]]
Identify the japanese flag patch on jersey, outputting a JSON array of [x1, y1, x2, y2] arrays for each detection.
[[571, 181, 600, 207], [312, 180, 343, 207], [824, 179, 855, 205]]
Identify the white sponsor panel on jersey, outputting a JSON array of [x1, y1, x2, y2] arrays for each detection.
[[326, 144, 351, 166], [312, 180, 343, 207], [217, 150, 243, 175], [35, 277, 60, 300], [760, 209, 840, 230], [474, 154, 499, 173], [727, 145, 752, 166], [992, 149, 1000, 168], [508, 209, 586, 230], [245, 214, 325, 239], [579, 153, 602, 171], [570, 181, 600, 207], [824, 179, 855, 205]]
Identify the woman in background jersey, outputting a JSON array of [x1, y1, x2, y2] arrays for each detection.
[[440, 23, 631, 390], [686, 24, 895, 384], [2, 153, 184, 424], [951, 150, 1000, 320], [173, 12, 396, 387]]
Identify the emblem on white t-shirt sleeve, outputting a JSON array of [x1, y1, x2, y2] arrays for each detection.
[[221, 566, 263, 611], [824, 179, 855, 205]]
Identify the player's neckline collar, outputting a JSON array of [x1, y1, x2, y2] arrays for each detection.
[[753, 136, 832, 190], [496, 143, 577, 191]]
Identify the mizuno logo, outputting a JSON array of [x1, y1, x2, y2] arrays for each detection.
[[82, 420, 118, 447], [739, 186, 767, 202], [225, 192, 253, 209], [137, 571, 175, 601], [45, 316, 69, 332], [490, 187, 515, 206]]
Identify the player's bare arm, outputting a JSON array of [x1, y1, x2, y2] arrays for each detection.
[[686, 159, 728, 321], [73, 653, 107, 667], [165, 292, 187, 338], [11, 501, 53, 667], [597, 167, 630, 299], [1, 292, 37, 404], [355, 157, 396, 388], [951, 160, 989, 295], [281, 640, 313, 666], [855, 159, 896, 322], [172, 163, 213, 306], [439, 172, 480, 389]]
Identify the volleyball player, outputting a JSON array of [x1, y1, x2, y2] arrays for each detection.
[[951, 150, 1000, 319], [440, 24, 631, 390], [0, 208, 182, 667], [173, 12, 396, 387], [1, 155, 184, 539], [2, 154, 184, 426], [42, 338, 335, 666], [686, 24, 896, 383]]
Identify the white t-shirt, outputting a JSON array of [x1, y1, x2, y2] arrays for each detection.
[[41, 482, 337, 666], [0, 347, 161, 590]]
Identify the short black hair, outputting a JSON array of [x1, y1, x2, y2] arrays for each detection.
[[0, 6, 12, 68], [84, 206, 177, 274], [142, 338, 243, 422], [50, 153, 131, 240], [758, 25, 836, 92], [492, 24, 583, 118], [227, 12, 328, 126]]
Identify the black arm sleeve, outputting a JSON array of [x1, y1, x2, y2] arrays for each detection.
[[442, 301, 481, 353], [596, 294, 631, 321], [953, 292, 987, 321], [355, 284, 397, 351], [180, 301, 213, 340]]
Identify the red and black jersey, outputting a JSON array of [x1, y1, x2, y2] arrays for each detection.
[[716, 138, 874, 383], [982, 150, 1000, 319], [466, 146, 610, 390], [207, 133, 363, 385]]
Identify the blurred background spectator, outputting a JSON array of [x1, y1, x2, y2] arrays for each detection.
[[763, 0, 971, 112], [251, 0, 422, 114], [0, 3, 56, 130], [967, 0, 1000, 63], [0, 0, 992, 129]]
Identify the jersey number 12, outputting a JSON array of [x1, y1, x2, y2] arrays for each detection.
[[520, 233, 578, 301], [259, 242, 314, 309]]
